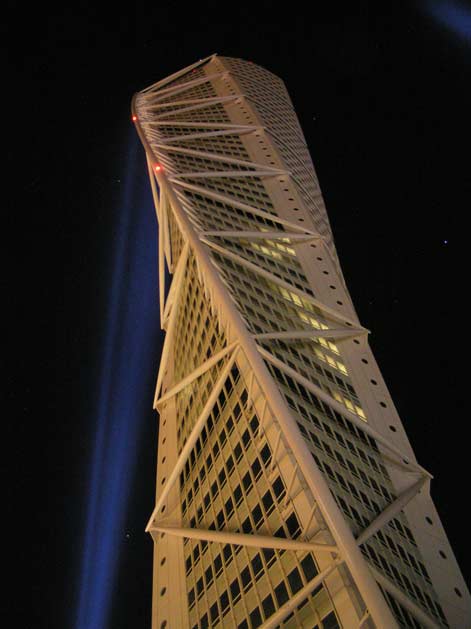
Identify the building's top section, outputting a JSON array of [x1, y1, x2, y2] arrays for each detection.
[[133, 54, 346, 287]]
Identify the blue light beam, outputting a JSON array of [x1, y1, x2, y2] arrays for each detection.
[[424, 0, 471, 44], [75, 130, 160, 629]]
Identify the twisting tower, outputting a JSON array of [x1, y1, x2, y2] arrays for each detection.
[[132, 55, 470, 629]]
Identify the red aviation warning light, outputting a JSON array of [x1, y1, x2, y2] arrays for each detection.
[[154, 165, 162, 172], [132, 115, 137, 122]]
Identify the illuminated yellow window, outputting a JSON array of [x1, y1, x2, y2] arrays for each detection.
[[326, 355, 336, 368], [356, 406, 367, 420], [328, 341, 339, 355], [310, 317, 321, 329]]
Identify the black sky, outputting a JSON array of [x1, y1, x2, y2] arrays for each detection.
[[8, 3, 471, 627]]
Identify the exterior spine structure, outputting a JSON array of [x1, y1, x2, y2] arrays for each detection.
[[132, 55, 470, 629]]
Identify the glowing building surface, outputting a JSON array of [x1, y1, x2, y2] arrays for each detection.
[[132, 55, 470, 629]]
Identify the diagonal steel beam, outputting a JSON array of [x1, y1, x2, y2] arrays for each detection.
[[144, 71, 228, 103], [146, 155, 166, 325], [371, 566, 441, 629], [357, 476, 428, 546], [258, 559, 343, 629], [145, 346, 240, 532], [140, 54, 216, 94], [172, 178, 315, 233], [153, 240, 189, 407], [254, 329, 367, 342], [201, 230, 322, 242], [258, 345, 432, 479], [152, 96, 239, 118], [152, 141, 290, 173], [157, 127, 263, 144], [201, 237, 363, 329], [150, 524, 338, 554], [155, 341, 239, 408], [142, 121, 259, 129], [169, 169, 289, 180], [149, 94, 239, 112]]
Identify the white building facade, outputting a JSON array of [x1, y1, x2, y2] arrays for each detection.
[[132, 55, 470, 629]]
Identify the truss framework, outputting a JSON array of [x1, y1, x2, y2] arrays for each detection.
[[132, 61, 445, 629]]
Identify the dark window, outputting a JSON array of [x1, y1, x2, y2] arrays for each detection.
[[249, 607, 262, 628], [301, 555, 318, 581], [243, 472, 253, 492], [260, 444, 271, 466], [272, 476, 285, 500], [252, 504, 263, 527], [205, 565, 213, 586], [201, 613, 209, 629], [234, 484, 243, 505], [262, 593, 275, 618], [251, 553, 263, 578], [286, 512, 300, 538], [274, 525, 286, 538], [214, 554, 222, 574], [241, 566, 251, 590], [210, 602, 219, 623], [224, 497, 234, 518], [196, 577, 204, 596], [223, 544, 232, 564], [219, 428, 227, 446], [230, 578, 241, 602], [218, 467, 227, 486], [251, 457, 262, 478], [262, 490, 274, 513], [262, 547, 275, 565], [234, 443, 243, 461], [287, 567, 303, 594], [274, 581, 289, 606], [242, 517, 252, 533], [322, 611, 340, 629], [250, 415, 259, 434], [220, 590, 229, 611]]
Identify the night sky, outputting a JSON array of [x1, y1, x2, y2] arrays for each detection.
[[9, 3, 470, 628]]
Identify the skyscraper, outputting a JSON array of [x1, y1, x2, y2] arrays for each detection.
[[132, 55, 469, 628]]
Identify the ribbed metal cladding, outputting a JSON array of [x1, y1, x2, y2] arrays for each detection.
[[132, 55, 470, 629]]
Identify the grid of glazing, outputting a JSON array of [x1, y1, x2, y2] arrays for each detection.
[[139, 61, 447, 627], [181, 176, 276, 214], [263, 360, 448, 627], [205, 235, 313, 296], [178, 360, 340, 629], [174, 134, 255, 161], [207, 251, 369, 422], [167, 203, 185, 269], [174, 188, 278, 234], [219, 57, 338, 266], [170, 253, 228, 449]]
